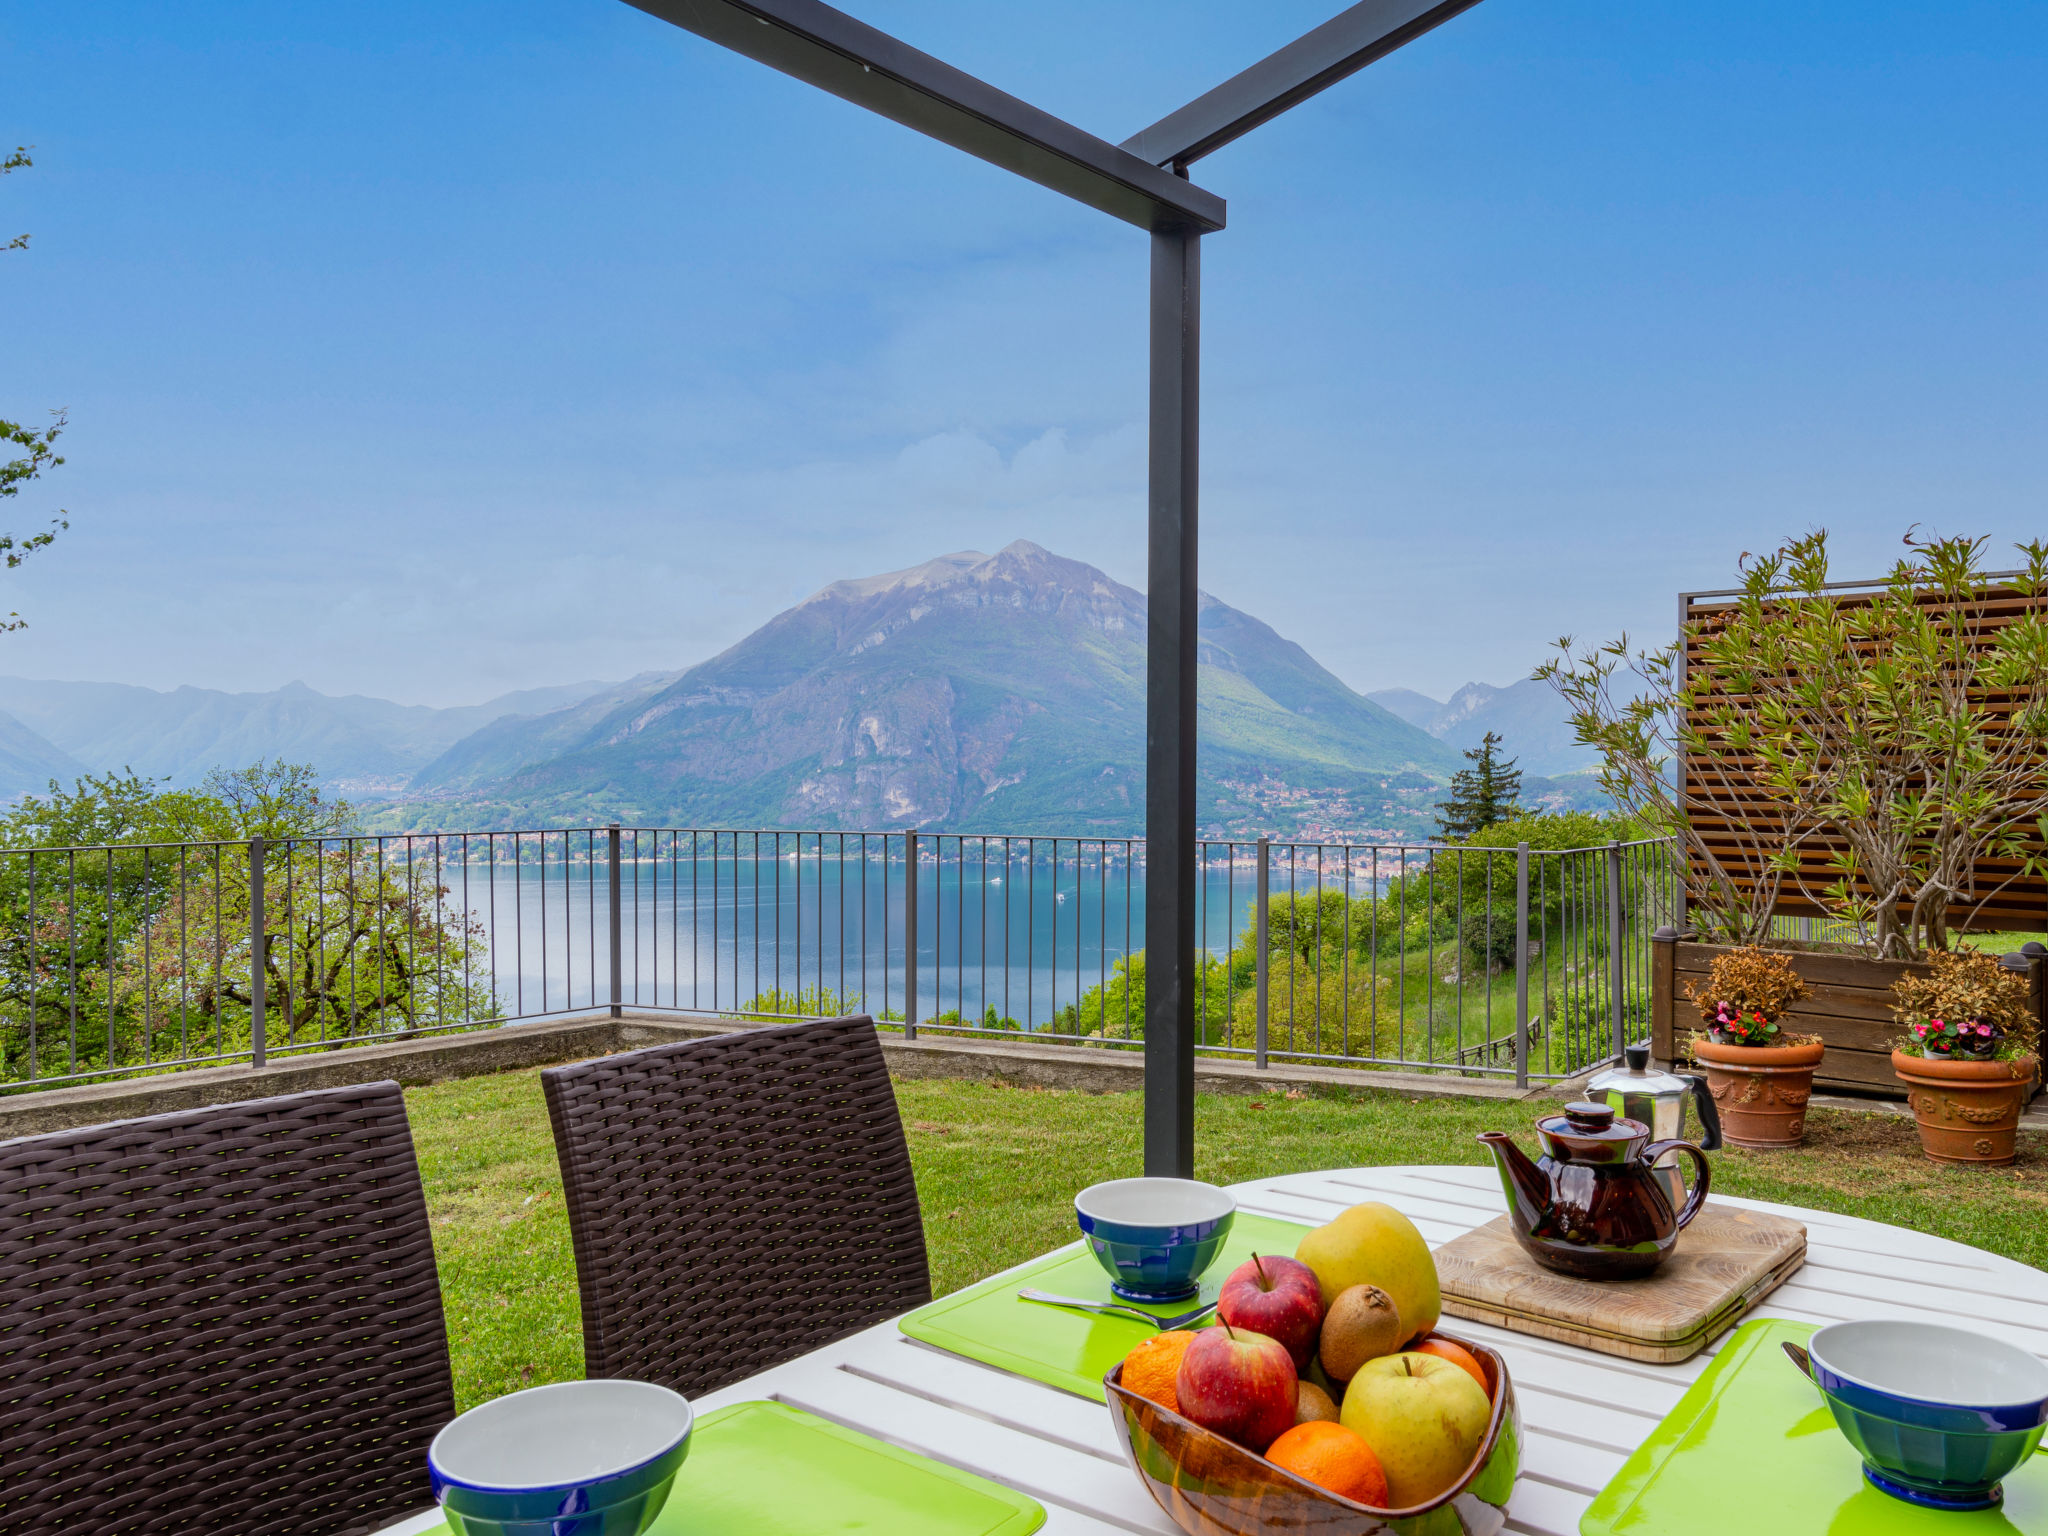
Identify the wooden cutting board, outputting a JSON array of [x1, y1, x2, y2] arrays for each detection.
[[1435, 1201, 1807, 1363]]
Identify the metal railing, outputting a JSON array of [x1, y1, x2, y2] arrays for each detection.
[[0, 824, 1679, 1092]]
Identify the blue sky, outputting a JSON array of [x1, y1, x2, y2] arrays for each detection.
[[6, 1, 2045, 706]]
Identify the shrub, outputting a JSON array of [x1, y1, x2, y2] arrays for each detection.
[[1683, 945, 1809, 1045], [1458, 905, 1519, 973], [1071, 952, 1236, 1045], [1544, 978, 1651, 1038], [1225, 955, 1389, 1060], [930, 1006, 1023, 1032], [1891, 948, 2038, 1062], [735, 985, 862, 1019]]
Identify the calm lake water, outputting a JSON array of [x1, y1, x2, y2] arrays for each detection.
[[440, 842, 1396, 1030]]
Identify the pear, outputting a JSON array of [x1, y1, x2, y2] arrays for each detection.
[[1319, 1283, 1405, 1382], [1293, 1201, 1441, 1342]]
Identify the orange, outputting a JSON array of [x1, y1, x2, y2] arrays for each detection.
[[1121, 1330, 1200, 1412], [1264, 1420, 1389, 1506], [1411, 1336, 1489, 1398]]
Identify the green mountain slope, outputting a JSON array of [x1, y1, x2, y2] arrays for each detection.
[[396, 542, 1460, 837]]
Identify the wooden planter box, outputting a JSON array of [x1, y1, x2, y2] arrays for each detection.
[[1650, 932, 2047, 1100]]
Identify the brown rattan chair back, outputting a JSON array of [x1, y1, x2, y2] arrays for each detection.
[[542, 1015, 930, 1397], [0, 1080, 453, 1536]]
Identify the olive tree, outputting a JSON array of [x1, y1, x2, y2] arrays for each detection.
[[1540, 531, 2048, 958]]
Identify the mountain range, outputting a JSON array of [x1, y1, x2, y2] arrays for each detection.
[[0, 677, 615, 797], [395, 542, 1466, 838], [0, 542, 1600, 837], [1367, 679, 1598, 779]]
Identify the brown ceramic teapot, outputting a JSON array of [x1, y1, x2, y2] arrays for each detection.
[[1477, 1101, 1710, 1280]]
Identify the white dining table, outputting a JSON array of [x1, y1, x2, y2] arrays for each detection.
[[377, 1162, 2048, 1536]]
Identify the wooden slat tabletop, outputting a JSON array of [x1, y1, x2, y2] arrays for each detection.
[[375, 1164, 2048, 1536]]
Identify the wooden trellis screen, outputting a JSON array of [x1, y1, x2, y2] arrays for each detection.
[[1678, 577, 2048, 932]]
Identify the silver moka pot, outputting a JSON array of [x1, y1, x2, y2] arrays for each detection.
[[1585, 1042, 1722, 1213]]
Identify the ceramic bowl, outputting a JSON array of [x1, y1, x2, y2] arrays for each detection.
[[1105, 1331, 1519, 1536], [1074, 1178, 1236, 1302], [1806, 1320, 2048, 1511], [429, 1378, 694, 1536]]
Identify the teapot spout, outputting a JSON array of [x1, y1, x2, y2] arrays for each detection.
[[1477, 1131, 1549, 1230]]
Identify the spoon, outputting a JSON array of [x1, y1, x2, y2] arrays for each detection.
[[1017, 1289, 1220, 1330]]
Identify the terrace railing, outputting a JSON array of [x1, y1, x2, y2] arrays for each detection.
[[0, 825, 1679, 1093]]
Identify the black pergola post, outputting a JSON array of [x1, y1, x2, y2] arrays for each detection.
[[624, 0, 1485, 1177], [1145, 226, 1200, 1177]]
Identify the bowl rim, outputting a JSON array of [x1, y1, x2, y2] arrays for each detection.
[[1074, 1176, 1237, 1232], [429, 1378, 694, 1496], [1105, 1329, 1514, 1521], [1808, 1320, 2048, 1415]]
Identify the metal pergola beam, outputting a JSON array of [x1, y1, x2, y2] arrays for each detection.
[[1121, 0, 1485, 169], [623, 0, 1483, 1178], [622, 0, 1225, 233]]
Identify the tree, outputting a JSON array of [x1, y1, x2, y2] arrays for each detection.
[[1, 759, 355, 849], [1, 147, 68, 631], [177, 760, 358, 843], [1540, 530, 2048, 958], [1434, 733, 1524, 841], [0, 764, 495, 1084]]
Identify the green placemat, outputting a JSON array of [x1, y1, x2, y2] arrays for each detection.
[[1581, 1318, 2048, 1535], [418, 1399, 1045, 1536], [900, 1212, 1314, 1401]]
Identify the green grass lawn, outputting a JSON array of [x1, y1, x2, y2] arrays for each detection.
[[411, 1068, 2048, 1411]]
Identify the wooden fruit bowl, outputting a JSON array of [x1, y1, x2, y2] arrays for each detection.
[[1104, 1333, 1519, 1536]]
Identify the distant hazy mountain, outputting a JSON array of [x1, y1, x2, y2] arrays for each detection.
[[0, 675, 615, 790], [1429, 679, 1595, 777], [407, 672, 686, 795], [0, 710, 85, 801], [396, 541, 1460, 838], [1364, 688, 1444, 731], [1367, 678, 1595, 778]]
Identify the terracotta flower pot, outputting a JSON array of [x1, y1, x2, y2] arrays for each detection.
[[1691, 1037, 1825, 1150], [1892, 1051, 2039, 1166]]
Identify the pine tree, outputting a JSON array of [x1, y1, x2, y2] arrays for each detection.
[[1434, 732, 1525, 841]]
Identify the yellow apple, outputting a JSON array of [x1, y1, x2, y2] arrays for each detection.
[[1293, 1202, 1440, 1342], [1339, 1351, 1491, 1507]]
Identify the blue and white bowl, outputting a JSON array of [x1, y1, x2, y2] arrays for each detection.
[[429, 1379, 694, 1536], [1074, 1177, 1235, 1302], [1805, 1320, 2048, 1511]]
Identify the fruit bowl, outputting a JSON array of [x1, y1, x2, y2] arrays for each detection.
[[1105, 1334, 1519, 1536]]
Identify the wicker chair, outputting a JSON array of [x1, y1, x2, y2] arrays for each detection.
[[0, 1080, 454, 1536], [542, 1015, 931, 1397]]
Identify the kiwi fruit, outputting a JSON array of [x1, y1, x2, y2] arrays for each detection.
[[1319, 1283, 1404, 1382], [1293, 1379, 1341, 1424]]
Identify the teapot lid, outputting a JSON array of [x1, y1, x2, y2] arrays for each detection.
[[1536, 1101, 1652, 1162]]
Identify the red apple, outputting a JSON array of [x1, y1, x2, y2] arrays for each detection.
[[1217, 1253, 1325, 1369], [1175, 1325, 1299, 1452]]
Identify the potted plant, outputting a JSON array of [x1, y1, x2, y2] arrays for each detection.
[[1684, 945, 1822, 1149], [1891, 949, 2041, 1165]]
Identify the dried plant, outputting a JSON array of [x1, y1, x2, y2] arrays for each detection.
[[1891, 948, 2038, 1063], [1684, 945, 1811, 1046]]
